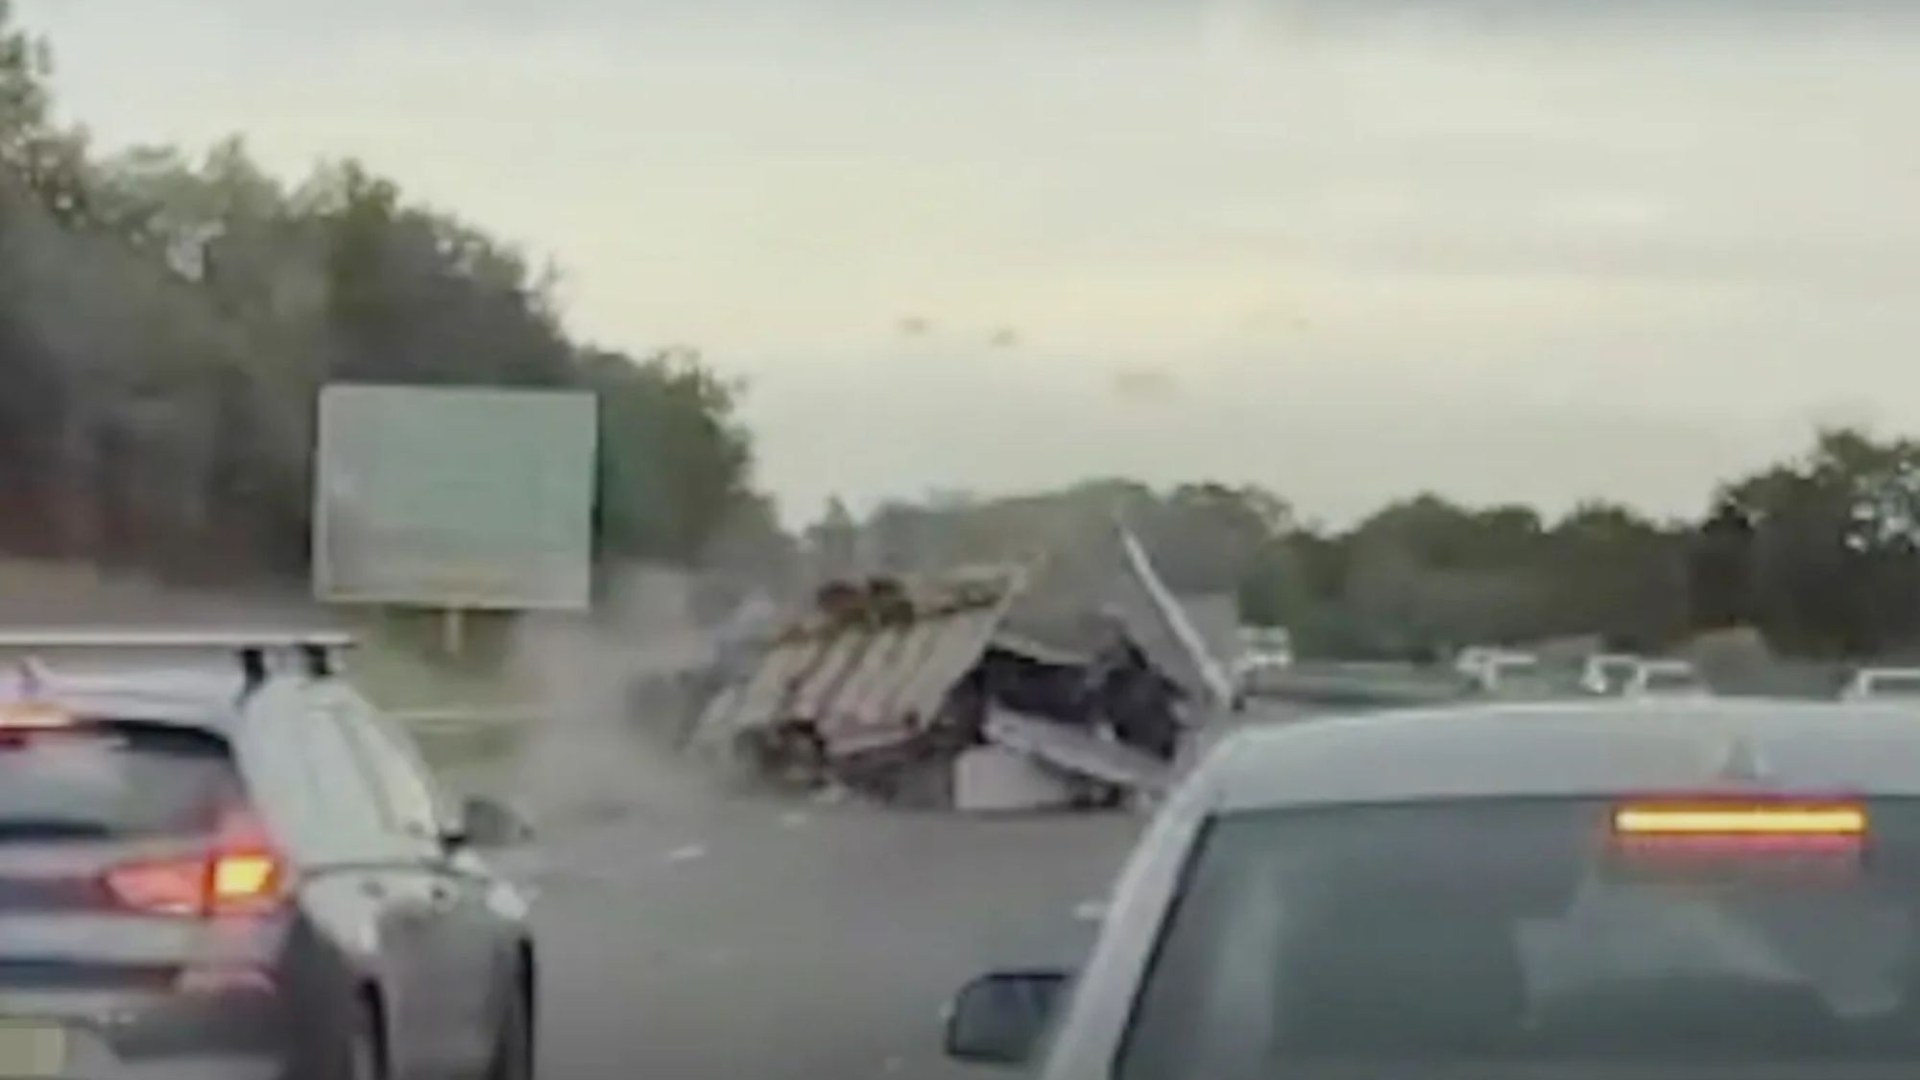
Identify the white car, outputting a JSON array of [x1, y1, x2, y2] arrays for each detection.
[[1840, 667, 1920, 702], [1578, 653, 1641, 696], [1453, 646, 1500, 680], [1230, 627, 1293, 700], [1624, 659, 1710, 698], [943, 699, 1920, 1078], [1458, 649, 1539, 694]]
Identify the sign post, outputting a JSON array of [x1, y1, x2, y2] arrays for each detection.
[[442, 607, 467, 659]]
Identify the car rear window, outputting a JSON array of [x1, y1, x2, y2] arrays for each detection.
[[1119, 798, 1920, 1079], [0, 721, 239, 840]]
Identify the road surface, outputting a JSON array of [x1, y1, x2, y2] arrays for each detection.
[[448, 662, 1146, 1080], [447, 661, 1312, 1079], [514, 794, 1136, 1079]]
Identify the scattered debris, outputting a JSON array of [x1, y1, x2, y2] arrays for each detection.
[[690, 525, 1230, 811], [665, 844, 709, 864]]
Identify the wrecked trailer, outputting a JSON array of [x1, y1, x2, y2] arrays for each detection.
[[689, 563, 1198, 809]]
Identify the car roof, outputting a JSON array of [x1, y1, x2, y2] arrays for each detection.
[[0, 629, 350, 736], [1205, 700, 1920, 813], [0, 667, 250, 734]]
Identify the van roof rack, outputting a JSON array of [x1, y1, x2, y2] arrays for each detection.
[[0, 629, 355, 690]]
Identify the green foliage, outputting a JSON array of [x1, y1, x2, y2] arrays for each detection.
[[1704, 428, 1920, 656], [1225, 428, 1920, 660], [0, 8, 779, 583]]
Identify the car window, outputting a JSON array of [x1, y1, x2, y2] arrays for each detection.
[[331, 698, 448, 843], [0, 721, 238, 840], [269, 697, 399, 860], [1119, 798, 1920, 1080]]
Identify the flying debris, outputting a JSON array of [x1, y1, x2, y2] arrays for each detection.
[[898, 316, 931, 338], [989, 327, 1019, 349]]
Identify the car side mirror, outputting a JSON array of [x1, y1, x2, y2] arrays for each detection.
[[943, 970, 1069, 1067], [452, 796, 533, 850]]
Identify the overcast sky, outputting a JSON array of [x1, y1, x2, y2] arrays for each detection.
[[16, 0, 1920, 526]]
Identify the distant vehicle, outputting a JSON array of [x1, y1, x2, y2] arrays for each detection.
[[1457, 649, 1539, 694], [943, 699, 1920, 1078], [1453, 646, 1500, 679], [1624, 658, 1710, 698], [1578, 653, 1642, 696], [1840, 666, 1920, 701], [1229, 626, 1292, 701], [0, 631, 538, 1080]]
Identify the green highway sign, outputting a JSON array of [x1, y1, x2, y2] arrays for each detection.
[[313, 384, 598, 610]]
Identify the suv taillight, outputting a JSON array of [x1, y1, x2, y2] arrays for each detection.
[[104, 849, 286, 917], [103, 806, 287, 917]]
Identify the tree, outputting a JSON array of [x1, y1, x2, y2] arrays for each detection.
[[1704, 428, 1920, 655], [0, 4, 776, 584], [805, 497, 860, 581], [1689, 496, 1755, 630], [1140, 483, 1292, 594]]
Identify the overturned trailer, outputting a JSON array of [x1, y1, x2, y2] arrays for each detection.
[[692, 530, 1233, 810]]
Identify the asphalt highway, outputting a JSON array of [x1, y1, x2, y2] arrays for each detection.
[[513, 791, 1136, 1079], [457, 710, 1141, 1080]]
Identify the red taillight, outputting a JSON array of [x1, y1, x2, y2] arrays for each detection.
[[104, 857, 207, 916], [1613, 802, 1867, 838], [1612, 801, 1866, 851], [105, 808, 286, 917], [1607, 798, 1869, 882], [104, 849, 286, 918]]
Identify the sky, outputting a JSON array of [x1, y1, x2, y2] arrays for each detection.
[[15, 0, 1920, 527]]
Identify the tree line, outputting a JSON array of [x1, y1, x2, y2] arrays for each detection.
[[1252, 427, 1920, 661], [0, 4, 783, 588], [812, 428, 1920, 662]]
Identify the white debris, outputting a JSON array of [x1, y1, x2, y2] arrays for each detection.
[[665, 844, 709, 863], [953, 745, 1075, 812], [1073, 899, 1108, 922]]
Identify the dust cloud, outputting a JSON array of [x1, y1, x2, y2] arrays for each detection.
[[497, 565, 746, 834]]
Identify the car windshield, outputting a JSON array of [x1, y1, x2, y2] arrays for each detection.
[[1119, 799, 1920, 1080], [0, 721, 238, 840]]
